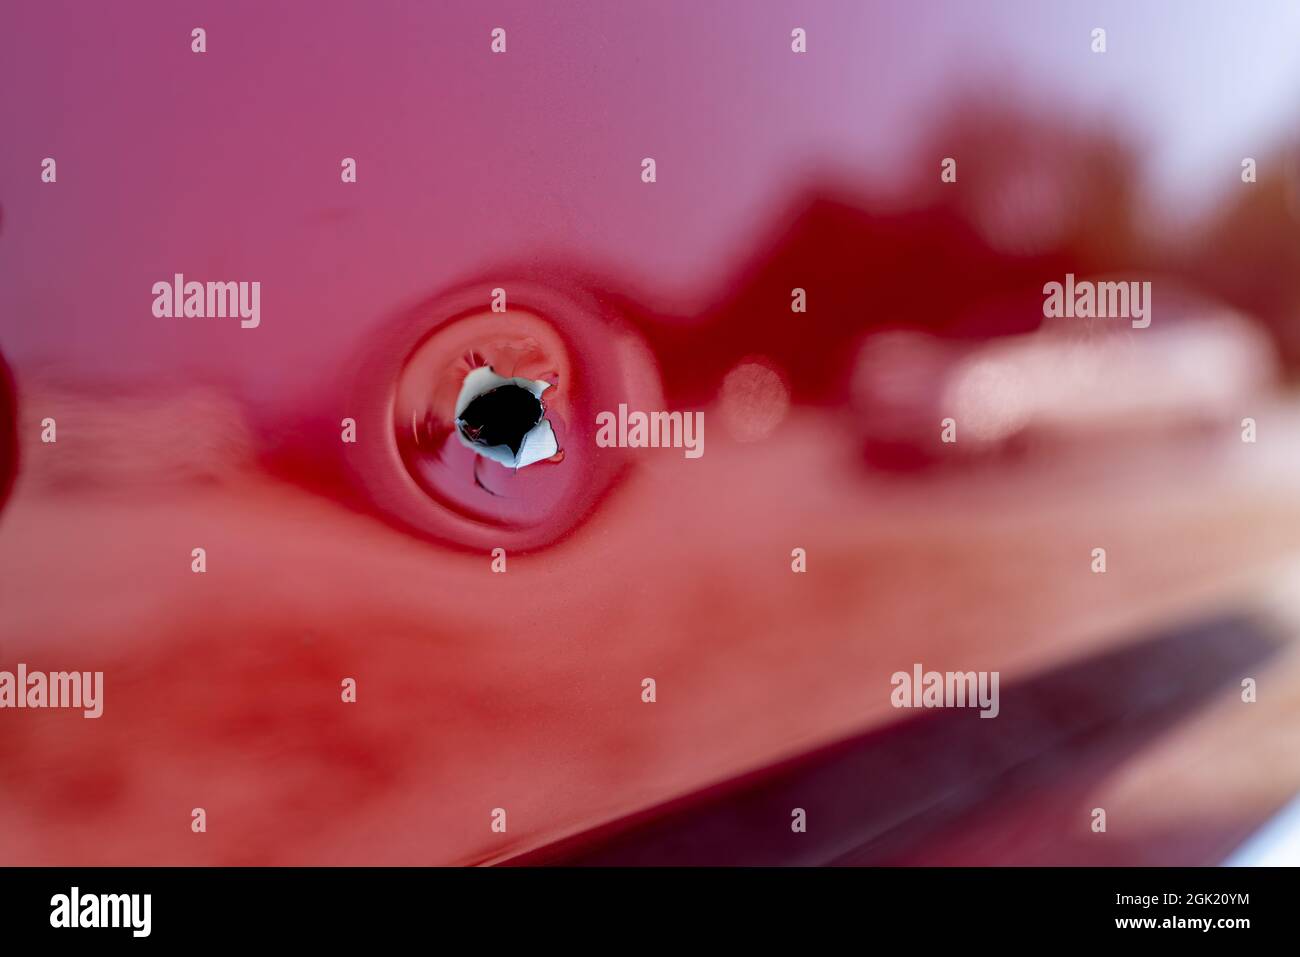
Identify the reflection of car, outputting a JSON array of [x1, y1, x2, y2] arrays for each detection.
[[850, 329, 969, 469], [851, 293, 1279, 468]]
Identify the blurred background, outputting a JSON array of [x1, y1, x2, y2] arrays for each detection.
[[1, 0, 1299, 865]]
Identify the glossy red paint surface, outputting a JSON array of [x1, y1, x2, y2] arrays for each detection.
[[3, 1, 1300, 865]]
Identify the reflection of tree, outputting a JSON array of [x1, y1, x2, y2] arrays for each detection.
[[922, 97, 1300, 378], [642, 96, 1300, 412], [644, 99, 1158, 407], [1193, 147, 1300, 375], [914, 98, 1145, 270]]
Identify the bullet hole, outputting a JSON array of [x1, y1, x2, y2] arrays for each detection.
[[453, 366, 559, 469], [457, 384, 543, 457], [381, 287, 649, 550]]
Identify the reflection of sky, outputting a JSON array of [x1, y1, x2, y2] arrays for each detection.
[[2, 1, 1299, 386], [862, 0, 1300, 211], [1225, 793, 1300, 865]]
